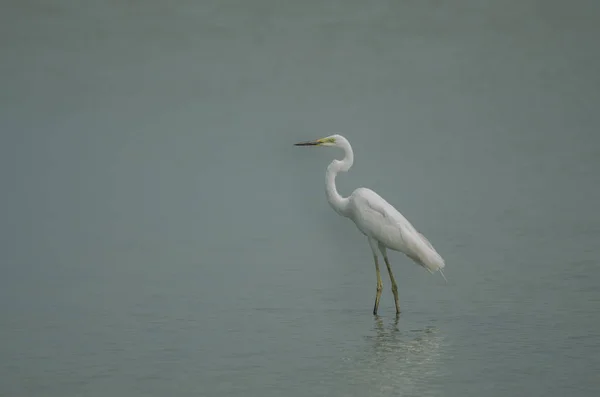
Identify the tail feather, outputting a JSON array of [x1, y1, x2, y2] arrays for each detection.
[[439, 269, 447, 284], [415, 232, 445, 269], [411, 232, 446, 281]]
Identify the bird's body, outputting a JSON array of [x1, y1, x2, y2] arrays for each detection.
[[346, 187, 445, 273], [295, 134, 445, 315]]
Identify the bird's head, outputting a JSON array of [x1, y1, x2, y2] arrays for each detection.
[[294, 134, 346, 148]]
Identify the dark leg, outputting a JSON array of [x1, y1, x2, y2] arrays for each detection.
[[368, 238, 383, 315], [372, 254, 383, 315], [380, 245, 400, 314]]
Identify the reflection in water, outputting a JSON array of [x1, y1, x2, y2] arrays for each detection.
[[340, 316, 446, 397]]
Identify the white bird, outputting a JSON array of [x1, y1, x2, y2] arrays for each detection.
[[295, 134, 446, 315]]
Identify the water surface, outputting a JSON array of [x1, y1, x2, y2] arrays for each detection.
[[1, 1, 599, 396]]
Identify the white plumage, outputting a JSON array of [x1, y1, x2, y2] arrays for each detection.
[[295, 134, 446, 315], [347, 187, 445, 274]]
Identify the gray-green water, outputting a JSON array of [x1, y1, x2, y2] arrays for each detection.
[[2, 1, 599, 396]]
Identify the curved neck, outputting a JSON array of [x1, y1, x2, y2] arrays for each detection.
[[326, 139, 353, 216]]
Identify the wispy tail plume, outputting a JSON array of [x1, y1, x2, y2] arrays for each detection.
[[439, 269, 447, 284]]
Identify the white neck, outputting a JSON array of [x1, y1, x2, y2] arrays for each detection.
[[326, 138, 353, 217]]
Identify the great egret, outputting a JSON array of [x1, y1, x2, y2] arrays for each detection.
[[295, 134, 446, 315]]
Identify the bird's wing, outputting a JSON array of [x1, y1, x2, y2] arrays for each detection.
[[351, 188, 415, 249], [351, 188, 445, 272], [361, 189, 415, 232], [362, 191, 432, 246], [417, 231, 434, 250]]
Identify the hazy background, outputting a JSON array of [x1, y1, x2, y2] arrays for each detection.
[[1, 0, 599, 396]]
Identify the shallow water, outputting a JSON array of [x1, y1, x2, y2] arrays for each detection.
[[1, 0, 600, 396]]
